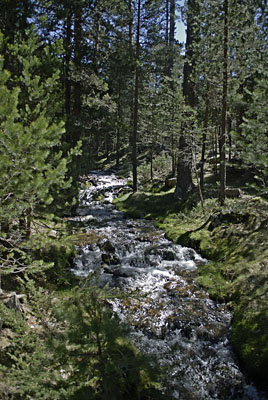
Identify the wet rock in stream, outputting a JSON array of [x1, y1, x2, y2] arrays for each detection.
[[70, 170, 267, 400]]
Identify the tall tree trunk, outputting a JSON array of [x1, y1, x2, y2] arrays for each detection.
[[128, 0, 134, 152], [167, 0, 176, 176], [64, 9, 72, 143], [219, 0, 229, 205], [213, 127, 219, 179], [168, 0, 175, 74], [73, 5, 82, 144], [93, 3, 101, 72], [165, 0, 169, 74], [182, 0, 197, 107], [150, 147, 153, 181], [169, 0, 175, 47], [175, 133, 193, 199], [20, 0, 30, 35], [128, 0, 133, 46], [175, 0, 198, 199], [200, 80, 210, 189], [116, 84, 122, 169], [132, 0, 141, 192], [165, 0, 169, 47], [171, 133, 176, 176], [228, 115, 232, 162]]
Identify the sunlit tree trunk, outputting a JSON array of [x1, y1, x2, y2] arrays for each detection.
[[175, 0, 198, 199]]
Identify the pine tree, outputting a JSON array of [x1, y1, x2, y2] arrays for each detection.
[[0, 282, 164, 399], [0, 31, 76, 277]]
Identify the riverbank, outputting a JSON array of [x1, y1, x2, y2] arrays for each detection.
[[114, 187, 268, 389]]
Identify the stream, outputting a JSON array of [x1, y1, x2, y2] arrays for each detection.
[[70, 170, 266, 400]]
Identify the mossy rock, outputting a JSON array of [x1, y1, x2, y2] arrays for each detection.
[[176, 231, 201, 252]]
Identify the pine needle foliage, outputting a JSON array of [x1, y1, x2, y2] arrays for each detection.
[[0, 280, 164, 399]]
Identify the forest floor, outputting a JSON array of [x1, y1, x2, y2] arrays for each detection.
[[113, 167, 268, 389]]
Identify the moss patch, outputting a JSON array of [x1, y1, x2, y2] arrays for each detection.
[[72, 230, 105, 247]]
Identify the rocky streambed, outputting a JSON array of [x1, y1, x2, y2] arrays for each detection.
[[70, 170, 266, 400]]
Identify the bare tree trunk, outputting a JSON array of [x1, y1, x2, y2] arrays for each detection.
[[228, 115, 232, 162], [128, 0, 134, 152], [165, 0, 169, 46], [167, 0, 176, 175], [219, 0, 228, 205], [168, 0, 175, 73], [116, 84, 122, 169], [182, 0, 197, 107], [150, 147, 153, 181], [93, 3, 101, 72], [65, 11, 72, 118], [213, 127, 218, 179], [73, 5, 82, 144], [171, 132, 176, 177], [175, 0, 198, 199], [165, 0, 169, 67], [63, 9, 72, 149], [128, 0, 133, 46], [175, 131, 194, 199], [132, 0, 141, 192], [200, 80, 210, 189]]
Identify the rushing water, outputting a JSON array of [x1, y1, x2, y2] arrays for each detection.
[[70, 170, 266, 400]]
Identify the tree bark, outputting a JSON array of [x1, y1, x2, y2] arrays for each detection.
[[128, 0, 133, 46], [93, 2, 101, 72], [73, 5, 82, 144], [219, 0, 229, 205], [182, 0, 197, 107], [132, 0, 141, 192], [175, 0, 198, 199], [200, 80, 210, 189], [165, 0, 169, 73], [174, 133, 194, 199], [168, 0, 175, 74], [116, 84, 122, 169], [228, 115, 232, 162], [65, 10, 72, 118]]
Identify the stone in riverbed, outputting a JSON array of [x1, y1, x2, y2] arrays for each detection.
[[101, 253, 120, 265], [99, 239, 115, 253]]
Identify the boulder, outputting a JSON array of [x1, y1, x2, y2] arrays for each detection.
[[225, 188, 242, 198], [101, 253, 120, 265], [99, 240, 115, 253]]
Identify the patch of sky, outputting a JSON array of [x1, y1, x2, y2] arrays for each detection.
[[175, 0, 186, 44]]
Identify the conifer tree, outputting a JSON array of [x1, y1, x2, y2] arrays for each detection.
[[0, 31, 76, 276]]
